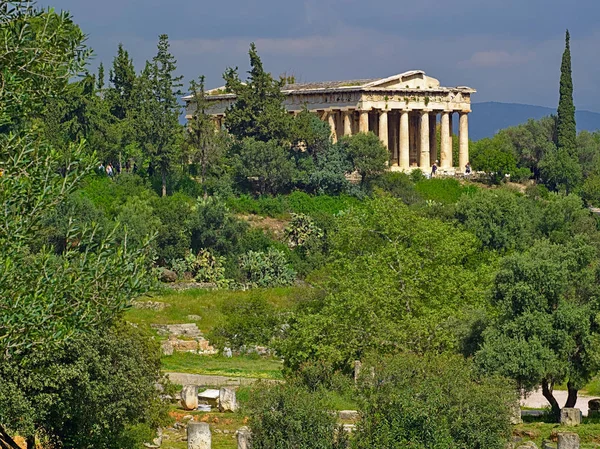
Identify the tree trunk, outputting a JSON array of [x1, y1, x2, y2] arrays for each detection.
[[161, 167, 167, 197], [542, 379, 561, 422], [565, 381, 578, 408], [0, 425, 21, 449], [201, 158, 207, 199], [26, 435, 35, 449]]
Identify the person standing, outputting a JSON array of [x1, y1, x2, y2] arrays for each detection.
[[465, 161, 472, 175], [431, 160, 438, 177]]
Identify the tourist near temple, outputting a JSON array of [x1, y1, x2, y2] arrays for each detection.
[[184, 70, 475, 174]]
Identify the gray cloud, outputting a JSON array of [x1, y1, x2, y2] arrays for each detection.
[[41, 0, 600, 112]]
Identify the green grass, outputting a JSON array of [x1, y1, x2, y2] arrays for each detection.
[[415, 178, 478, 204], [583, 376, 600, 396], [552, 375, 600, 396], [515, 418, 600, 448], [126, 286, 304, 335], [226, 191, 361, 219], [125, 287, 304, 379], [162, 353, 283, 379]]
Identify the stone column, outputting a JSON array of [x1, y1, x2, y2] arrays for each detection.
[[343, 111, 353, 136], [379, 111, 389, 149], [327, 111, 337, 143], [399, 111, 410, 170], [459, 111, 469, 172], [429, 113, 437, 164], [359, 110, 369, 133], [219, 387, 238, 412], [419, 111, 430, 170], [188, 422, 211, 449], [449, 112, 453, 152], [236, 427, 252, 449], [440, 112, 451, 169], [181, 385, 198, 411]]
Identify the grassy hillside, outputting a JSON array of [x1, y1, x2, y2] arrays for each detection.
[[125, 286, 306, 379]]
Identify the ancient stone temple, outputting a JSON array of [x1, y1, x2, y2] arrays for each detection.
[[184, 70, 475, 173]]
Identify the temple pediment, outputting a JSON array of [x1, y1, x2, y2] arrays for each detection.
[[363, 71, 441, 90]]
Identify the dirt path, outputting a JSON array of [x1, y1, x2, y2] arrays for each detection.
[[521, 389, 599, 415], [166, 372, 281, 387]]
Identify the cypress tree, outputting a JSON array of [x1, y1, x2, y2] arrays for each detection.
[[556, 29, 577, 156]]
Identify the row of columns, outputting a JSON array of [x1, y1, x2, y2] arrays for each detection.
[[321, 108, 469, 172], [212, 108, 470, 171]]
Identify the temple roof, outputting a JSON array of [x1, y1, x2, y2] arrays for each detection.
[[282, 78, 379, 91], [183, 70, 474, 101]]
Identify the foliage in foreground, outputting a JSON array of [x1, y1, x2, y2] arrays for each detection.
[[475, 239, 600, 419], [0, 322, 168, 449], [277, 195, 494, 371], [246, 382, 348, 449], [354, 353, 515, 449]]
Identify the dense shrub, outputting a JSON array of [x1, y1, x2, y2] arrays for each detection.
[[369, 172, 422, 204], [239, 248, 296, 288], [415, 178, 477, 204], [246, 382, 347, 449], [152, 193, 194, 263], [354, 353, 515, 449], [83, 173, 156, 218], [455, 188, 534, 252], [210, 294, 281, 349], [284, 213, 323, 249], [0, 322, 169, 449], [190, 196, 249, 257]]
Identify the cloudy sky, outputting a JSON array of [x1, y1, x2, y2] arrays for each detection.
[[42, 0, 600, 111]]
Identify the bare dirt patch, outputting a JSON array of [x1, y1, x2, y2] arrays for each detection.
[[237, 214, 289, 240]]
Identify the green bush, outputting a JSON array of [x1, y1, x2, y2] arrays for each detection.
[[284, 213, 323, 249], [0, 322, 170, 449], [185, 249, 229, 287], [369, 172, 422, 204], [415, 178, 475, 204], [354, 353, 515, 449], [455, 188, 534, 252], [190, 196, 249, 257], [210, 294, 281, 349], [152, 193, 194, 263], [239, 248, 296, 288], [246, 382, 347, 449], [83, 173, 156, 218]]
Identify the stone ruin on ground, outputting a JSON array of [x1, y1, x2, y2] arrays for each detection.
[[187, 422, 211, 449], [153, 323, 217, 356]]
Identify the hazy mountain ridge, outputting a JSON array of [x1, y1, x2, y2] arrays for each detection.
[[469, 102, 600, 141]]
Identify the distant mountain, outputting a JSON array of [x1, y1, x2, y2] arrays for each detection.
[[469, 102, 600, 141]]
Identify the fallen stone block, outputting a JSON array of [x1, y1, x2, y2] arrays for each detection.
[[188, 422, 211, 449], [557, 432, 580, 449], [560, 408, 582, 426]]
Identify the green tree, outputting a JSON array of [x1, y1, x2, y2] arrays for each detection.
[[106, 44, 137, 120], [0, 3, 154, 445], [0, 322, 168, 449], [186, 76, 227, 197], [277, 196, 490, 371], [234, 137, 295, 195], [455, 189, 535, 252], [0, 1, 90, 133], [223, 43, 292, 142], [475, 239, 600, 420], [354, 353, 514, 449], [557, 30, 577, 157], [246, 382, 346, 449], [96, 62, 105, 91], [470, 136, 531, 184], [341, 132, 388, 186], [133, 35, 183, 196], [539, 146, 582, 193]]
